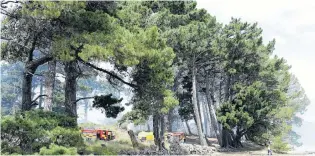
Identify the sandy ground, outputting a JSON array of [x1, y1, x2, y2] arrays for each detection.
[[80, 124, 314, 155], [185, 135, 315, 156]]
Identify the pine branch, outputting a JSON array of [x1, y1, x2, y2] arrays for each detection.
[[32, 94, 47, 103], [77, 57, 137, 88], [75, 96, 95, 103]]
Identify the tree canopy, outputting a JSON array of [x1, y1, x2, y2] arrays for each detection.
[[0, 0, 310, 154]]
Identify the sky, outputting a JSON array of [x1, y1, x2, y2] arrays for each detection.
[[196, 0, 315, 123]]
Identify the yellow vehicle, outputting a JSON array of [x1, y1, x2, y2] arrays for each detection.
[[137, 131, 186, 143], [138, 131, 154, 142]]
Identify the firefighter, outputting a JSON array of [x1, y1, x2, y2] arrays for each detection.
[[96, 131, 100, 139], [267, 141, 272, 155]]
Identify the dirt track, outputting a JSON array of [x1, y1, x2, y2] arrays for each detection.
[[184, 135, 315, 155]]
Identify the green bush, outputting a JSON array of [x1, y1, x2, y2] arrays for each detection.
[[271, 136, 290, 153], [86, 145, 117, 155], [39, 144, 77, 155], [1, 114, 50, 154], [25, 110, 77, 128], [1, 110, 82, 155], [50, 126, 85, 148]]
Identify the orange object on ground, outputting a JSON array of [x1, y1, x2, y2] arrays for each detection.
[[81, 128, 115, 141], [95, 130, 115, 141], [166, 132, 186, 142]]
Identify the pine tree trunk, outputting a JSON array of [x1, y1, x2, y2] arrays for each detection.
[[211, 73, 220, 109], [202, 95, 209, 136], [153, 113, 162, 150], [167, 108, 173, 132], [160, 115, 165, 144], [219, 73, 223, 104], [196, 90, 204, 132], [235, 128, 243, 147], [128, 130, 139, 148], [185, 120, 192, 135], [21, 66, 34, 111], [81, 92, 89, 122], [220, 128, 243, 148], [44, 60, 56, 111], [224, 74, 231, 101], [84, 99, 88, 122], [39, 81, 43, 108], [205, 73, 222, 146], [147, 120, 151, 131], [221, 128, 233, 147], [192, 65, 207, 146], [22, 55, 52, 111], [64, 61, 78, 117]]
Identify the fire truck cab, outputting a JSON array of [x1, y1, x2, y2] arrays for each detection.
[[96, 130, 115, 141]]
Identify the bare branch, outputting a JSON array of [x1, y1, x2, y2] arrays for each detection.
[[1, 36, 13, 40], [75, 96, 95, 103], [1, 0, 19, 8], [32, 94, 47, 103], [27, 71, 44, 77], [29, 55, 53, 69], [77, 57, 137, 89], [69, 44, 137, 88]]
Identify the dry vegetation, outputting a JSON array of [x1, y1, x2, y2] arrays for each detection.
[[79, 122, 313, 155]]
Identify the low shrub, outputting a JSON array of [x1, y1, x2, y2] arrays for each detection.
[[1, 110, 82, 155], [86, 145, 117, 155], [50, 126, 85, 148], [39, 144, 77, 155], [25, 110, 77, 128], [1, 114, 50, 154], [271, 136, 290, 153]]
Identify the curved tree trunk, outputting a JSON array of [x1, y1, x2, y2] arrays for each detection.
[[192, 65, 207, 146], [21, 55, 53, 111], [44, 60, 56, 111], [205, 73, 222, 146], [202, 94, 210, 137], [185, 120, 192, 135], [128, 130, 139, 148], [196, 90, 204, 132]]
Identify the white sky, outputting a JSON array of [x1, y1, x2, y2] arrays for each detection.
[[196, 0, 315, 122]]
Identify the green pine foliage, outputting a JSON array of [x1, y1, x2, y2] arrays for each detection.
[[92, 94, 124, 118], [1, 110, 83, 155], [39, 144, 77, 155], [1, 0, 310, 152]]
